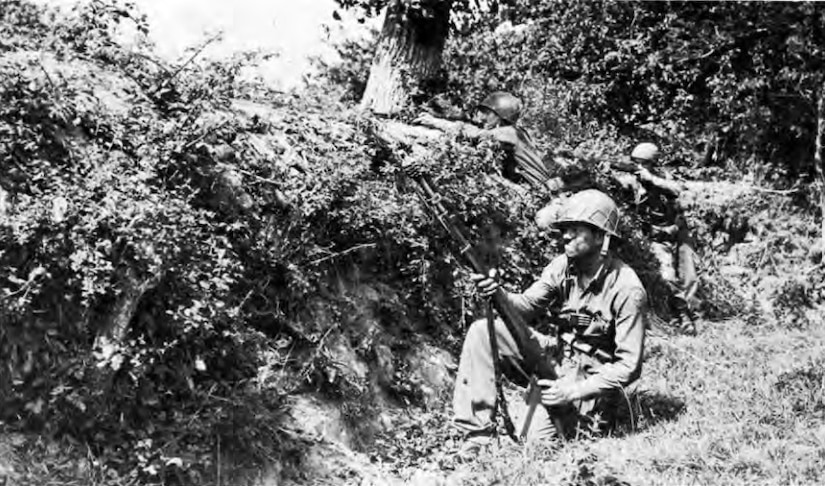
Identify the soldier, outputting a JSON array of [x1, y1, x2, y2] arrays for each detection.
[[453, 190, 647, 454], [618, 143, 700, 334], [413, 92, 572, 192]]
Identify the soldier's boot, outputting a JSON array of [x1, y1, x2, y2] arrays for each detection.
[[682, 308, 701, 336], [669, 296, 697, 336], [454, 430, 494, 462], [667, 312, 683, 330], [678, 311, 697, 336]]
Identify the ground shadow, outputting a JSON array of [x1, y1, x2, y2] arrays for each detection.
[[609, 390, 687, 438]]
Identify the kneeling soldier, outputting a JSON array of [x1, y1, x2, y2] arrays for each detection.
[[453, 190, 648, 453]]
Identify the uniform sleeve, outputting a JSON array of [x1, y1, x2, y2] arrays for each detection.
[[571, 286, 647, 400], [504, 256, 567, 318], [482, 126, 519, 147], [646, 174, 682, 198], [422, 117, 484, 139]]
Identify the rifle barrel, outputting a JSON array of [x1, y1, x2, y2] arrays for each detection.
[[409, 173, 567, 439]]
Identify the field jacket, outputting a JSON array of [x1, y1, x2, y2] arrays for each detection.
[[504, 254, 648, 400]]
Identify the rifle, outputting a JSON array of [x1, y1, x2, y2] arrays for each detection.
[[610, 159, 641, 174], [408, 173, 566, 441]]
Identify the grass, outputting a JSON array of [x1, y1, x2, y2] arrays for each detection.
[[377, 313, 825, 486]]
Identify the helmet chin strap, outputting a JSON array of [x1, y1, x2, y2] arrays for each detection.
[[600, 234, 611, 257]]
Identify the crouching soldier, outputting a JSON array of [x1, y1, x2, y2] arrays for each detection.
[[453, 190, 647, 455], [620, 143, 700, 334]]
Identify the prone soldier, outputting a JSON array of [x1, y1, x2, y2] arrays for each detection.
[[413, 92, 584, 193]]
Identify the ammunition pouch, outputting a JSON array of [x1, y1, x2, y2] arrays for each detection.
[[549, 311, 614, 364]]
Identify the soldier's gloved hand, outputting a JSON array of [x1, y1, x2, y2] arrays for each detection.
[[470, 269, 500, 298], [537, 379, 576, 406]]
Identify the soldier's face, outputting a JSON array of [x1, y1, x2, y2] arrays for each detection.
[[474, 108, 501, 129], [560, 224, 604, 261]]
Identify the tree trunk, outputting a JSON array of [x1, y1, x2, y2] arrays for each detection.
[[816, 80, 825, 256], [360, 0, 452, 115]]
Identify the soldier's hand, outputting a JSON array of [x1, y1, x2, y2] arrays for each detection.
[[636, 167, 654, 183], [650, 224, 666, 238], [544, 177, 565, 193], [537, 379, 576, 406], [413, 112, 438, 127], [470, 269, 500, 298]]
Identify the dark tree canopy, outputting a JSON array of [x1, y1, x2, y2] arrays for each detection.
[[439, 1, 825, 181]]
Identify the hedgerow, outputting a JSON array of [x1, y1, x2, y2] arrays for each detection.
[[0, 1, 611, 482], [9, 0, 823, 484]]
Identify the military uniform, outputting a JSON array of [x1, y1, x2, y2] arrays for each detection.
[[481, 125, 555, 190], [630, 170, 699, 327], [453, 253, 647, 440], [416, 92, 570, 193]]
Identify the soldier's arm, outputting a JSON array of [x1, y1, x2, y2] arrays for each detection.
[[504, 255, 567, 320], [567, 286, 647, 401], [652, 201, 689, 238], [413, 113, 485, 138], [638, 168, 682, 198]]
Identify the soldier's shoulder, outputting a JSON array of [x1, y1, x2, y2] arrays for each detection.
[[486, 125, 519, 145], [541, 254, 570, 278], [610, 258, 646, 292]]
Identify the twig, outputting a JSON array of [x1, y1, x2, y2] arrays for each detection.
[[290, 326, 338, 394], [216, 434, 221, 486], [647, 315, 731, 370], [182, 119, 230, 150], [37, 62, 60, 95], [310, 243, 376, 265], [804, 263, 824, 275], [275, 341, 297, 391], [217, 163, 281, 187], [130, 52, 171, 75], [157, 31, 223, 93], [647, 332, 732, 371], [745, 185, 800, 195]]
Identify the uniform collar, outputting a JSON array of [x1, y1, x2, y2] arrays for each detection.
[[565, 255, 613, 294]]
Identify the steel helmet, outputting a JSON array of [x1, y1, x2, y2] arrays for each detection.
[[552, 189, 620, 237], [478, 92, 522, 124], [631, 143, 659, 163]]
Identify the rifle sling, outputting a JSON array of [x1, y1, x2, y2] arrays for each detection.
[[486, 300, 518, 442]]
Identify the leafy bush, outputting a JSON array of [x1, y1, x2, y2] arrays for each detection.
[[1, 1, 300, 482], [9, 0, 824, 483], [431, 0, 825, 193], [1, 1, 609, 481]]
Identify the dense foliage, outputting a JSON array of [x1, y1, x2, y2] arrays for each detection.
[[441, 1, 825, 185], [0, 1, 590, 483], [4, 1, 825, 485]]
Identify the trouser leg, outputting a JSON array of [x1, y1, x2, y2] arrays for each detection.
[[452, 318, 548, 435], [508, 363, 623, 442], [651, 241, 690, 318], [508, 366, 577, 443], [678, 242, 700, 309]]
